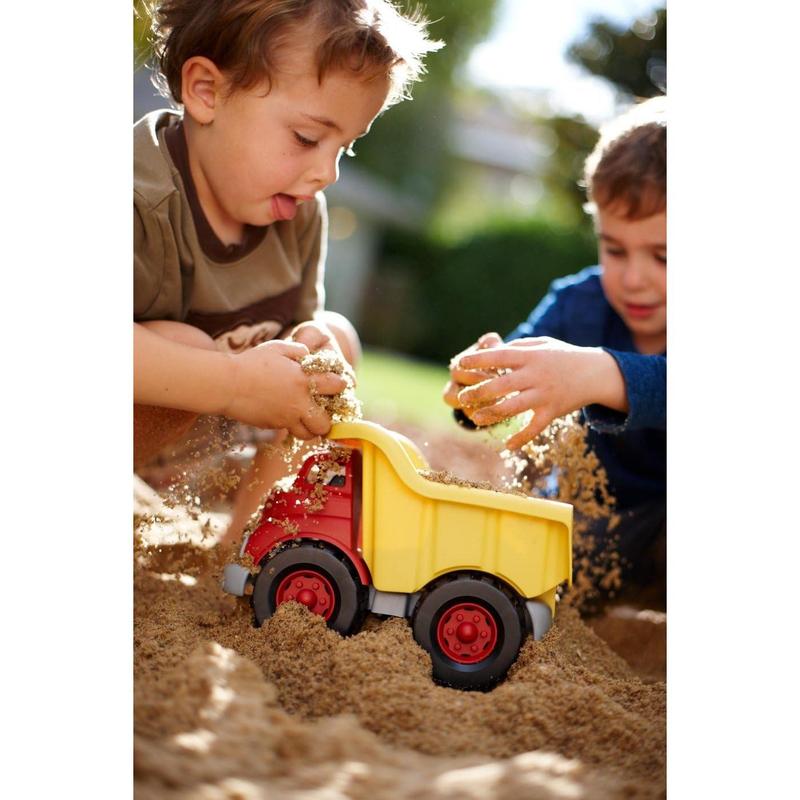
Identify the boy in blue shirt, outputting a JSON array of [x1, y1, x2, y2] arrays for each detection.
[[445, 97, 666, 587]]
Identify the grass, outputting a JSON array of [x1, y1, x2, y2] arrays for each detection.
[[357, 348, 454, 431]]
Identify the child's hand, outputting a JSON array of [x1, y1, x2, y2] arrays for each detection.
[[455, 337, 628, 450], [443, 332, 504, 411], [291, 320, 338, 355], [291, 319, 356, 385], [225, 339, 347, 438]]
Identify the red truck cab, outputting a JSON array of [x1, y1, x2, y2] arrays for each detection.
[[243, 448, 370, 586]]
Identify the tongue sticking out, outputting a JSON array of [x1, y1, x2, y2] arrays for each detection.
[[271, 193, 297, 221]]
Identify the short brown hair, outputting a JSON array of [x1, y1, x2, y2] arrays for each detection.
[[148, 0, 442, 107], [583, 95, 666, 220]]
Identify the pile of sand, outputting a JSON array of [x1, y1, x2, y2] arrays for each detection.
[[134, 489, 665, 799]]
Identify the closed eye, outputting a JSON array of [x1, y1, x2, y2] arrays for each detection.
[[293, 131, 317, 148]]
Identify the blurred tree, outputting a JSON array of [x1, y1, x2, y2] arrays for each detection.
[[531, 113, 599, 228], [406, 0, 498, 87], [534, 6, 667, 228], [568, 7, 666, 99], [351, 0, 500, 214], [364, 217, 597, 360]]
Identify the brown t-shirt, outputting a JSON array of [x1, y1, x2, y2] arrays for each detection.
[[134, 109, 326, 353]]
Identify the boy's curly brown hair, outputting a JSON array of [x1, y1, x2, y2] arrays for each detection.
[[146, 0, 442, 108], [583, 95, 666, 220]]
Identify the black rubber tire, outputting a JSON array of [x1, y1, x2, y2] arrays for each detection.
[[252, 542, 367, 635], [412, 573, 525, 691]]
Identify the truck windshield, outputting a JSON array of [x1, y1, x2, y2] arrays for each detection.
[[306, 462, 346, 487]]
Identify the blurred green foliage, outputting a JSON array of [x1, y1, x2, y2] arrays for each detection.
[[531, 114, 599, 229], [351, 0, 500, 211], [359, 217, 597, 362], [568, 7, 666, 99], [532, 6, 667, 228]]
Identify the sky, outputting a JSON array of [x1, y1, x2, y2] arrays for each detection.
[[466, 0, 662, 123]]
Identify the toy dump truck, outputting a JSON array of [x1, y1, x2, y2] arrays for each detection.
[[223, 419, 572, 690]]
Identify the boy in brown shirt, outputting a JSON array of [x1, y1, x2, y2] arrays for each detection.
[[135, 0, 441, 536]]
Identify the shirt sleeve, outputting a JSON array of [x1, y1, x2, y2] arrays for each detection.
[[294, 193, 327, 323], [584, 349, 667, 432], [134, 190, 187, 321], [505, 280, 567, 341], [134, 199, 162, 318]]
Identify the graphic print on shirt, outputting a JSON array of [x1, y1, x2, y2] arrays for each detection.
[[185, 285, 302, 354], [214, 319, 284, 353]]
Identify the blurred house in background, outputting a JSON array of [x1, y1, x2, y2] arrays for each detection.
[[435, 91, 555, 240]]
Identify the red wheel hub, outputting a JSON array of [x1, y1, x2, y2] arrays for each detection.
[[275, 569, 335, 621], [436, 601, 498, 664]]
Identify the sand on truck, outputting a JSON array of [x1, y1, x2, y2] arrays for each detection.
[[134, 420, 666, 800]]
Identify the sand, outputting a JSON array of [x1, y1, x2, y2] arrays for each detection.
[[134, 450, 665, 799], [302, 347, 363, 422]]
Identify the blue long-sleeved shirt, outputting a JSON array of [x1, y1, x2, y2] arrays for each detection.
[[507, 265, 666, 509]]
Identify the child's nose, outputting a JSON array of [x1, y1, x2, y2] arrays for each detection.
[[622, 257, 648, 289], [310, 151, 340, 189]]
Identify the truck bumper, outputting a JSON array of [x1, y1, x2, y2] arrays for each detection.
[[222, 564, 251, 597]]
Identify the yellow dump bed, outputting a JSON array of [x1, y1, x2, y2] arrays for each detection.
[[329, 421, 572, 606]]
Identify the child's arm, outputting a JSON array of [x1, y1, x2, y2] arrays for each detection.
[[454, 337, 664, 450], [134, 323, 346, 439], [582, 348, 666, 434]]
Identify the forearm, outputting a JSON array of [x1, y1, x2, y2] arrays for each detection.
[[578, 347, 629, 414], [134, 323, 236, 415], [585, 350, 666, 432]]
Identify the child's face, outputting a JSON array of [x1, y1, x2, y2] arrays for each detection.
[[596, 208, 667, 351], [189, 49, 390, 234]]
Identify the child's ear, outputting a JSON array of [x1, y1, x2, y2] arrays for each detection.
[[181, 56, 225, 124]]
